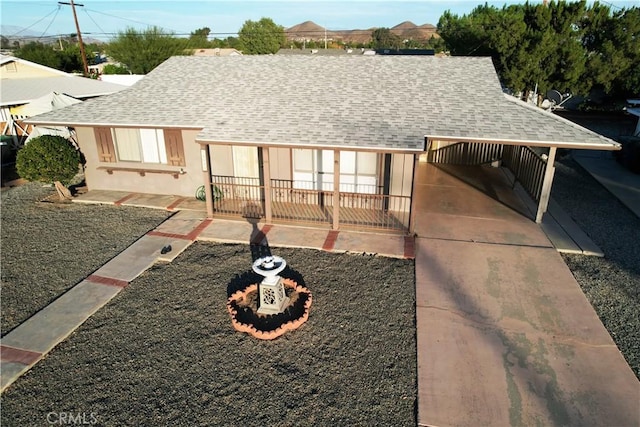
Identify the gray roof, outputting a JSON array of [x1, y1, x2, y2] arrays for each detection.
[[1, 76, 126, 107], [28, 55, 618, 151]]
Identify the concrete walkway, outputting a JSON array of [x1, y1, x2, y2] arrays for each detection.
[[573, 149, 640, 219], [413, 163, 639, 426], [0, 211, 214, 391]]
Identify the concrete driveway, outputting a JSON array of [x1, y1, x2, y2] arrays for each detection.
[[413, 162, 639, 426]]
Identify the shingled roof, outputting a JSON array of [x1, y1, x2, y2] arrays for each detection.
[[1, 76, 126, 107], [28, 55, 618, 152]]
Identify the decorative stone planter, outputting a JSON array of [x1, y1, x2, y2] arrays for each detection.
[[226, 278, 312, 340]]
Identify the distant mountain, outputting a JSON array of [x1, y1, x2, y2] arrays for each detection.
[[285, 20, 439, 45], [391, 21, 438, 41], [391, 21, 418, 31], [0, 25, 40, 37], [286, 21, 335, 40]]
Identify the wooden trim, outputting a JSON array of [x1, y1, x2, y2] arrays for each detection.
[[195, 139, 424, 154], [94, 127, 116, 162], [426, 135, 620, 151], [97, 166, 184, 179], [164, 129, 186, 166]]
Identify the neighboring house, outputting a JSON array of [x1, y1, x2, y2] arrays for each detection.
[[192, 48, 243, 57], [0, 55, 126, 138], [98, 74, 145, 87], [10, 92, 81, 143], [27, 56, 618, 233]]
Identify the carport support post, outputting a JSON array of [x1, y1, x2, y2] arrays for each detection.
[[536, 147, 557, 223], [262, 147, 273, 223], [332, 150, 340, 230], [408, 154, 418, 235], [201, 144, 214, 217]]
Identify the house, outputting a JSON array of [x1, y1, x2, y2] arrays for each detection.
[[0, 55, 126, 138], [26, 56, 618, 233], [192, 48, 243, 57]]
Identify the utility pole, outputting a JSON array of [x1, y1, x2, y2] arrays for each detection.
[[324, 26, 327, 49], [58, 1, 89, 76]]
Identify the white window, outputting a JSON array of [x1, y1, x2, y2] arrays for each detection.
[[112, 128, 167, 164], [292, 149, 378, 193], [140, 129, 167, 163], [292, 149, 334, 190]]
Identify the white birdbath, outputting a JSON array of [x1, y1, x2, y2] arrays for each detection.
[[252, 255, 290, 315]]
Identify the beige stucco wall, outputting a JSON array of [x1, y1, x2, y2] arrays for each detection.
[[388, 153, 415, 227], [76, 127, 204, 197], [0, 61, 65, 79], [210, 145, 234, 176]]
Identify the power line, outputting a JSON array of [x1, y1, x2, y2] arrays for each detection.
[[599, 1, 624, 10], [37, 5, 62, 41], [82, 9, 108, 38], [7, 7, 61, 38], [83, 7, 185, 35]]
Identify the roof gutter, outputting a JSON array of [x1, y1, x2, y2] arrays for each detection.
[[426, 135, 621, 151], [24, 118, 203, 131], [195, 138, 426, 154]]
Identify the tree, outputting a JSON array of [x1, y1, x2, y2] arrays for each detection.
[[106, 26, 190, 74], [102, 64, 130, 74], [582, 5, 640, 98], [371, 28, 403, 50], [14, 41, 85, 73], [238, 18, 286, 54], [16, 135, 82, 198], [188, 27, 211, 48], [14, 42, 63, 71], [437, 1, 640, 101]]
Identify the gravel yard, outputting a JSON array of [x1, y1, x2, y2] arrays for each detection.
[[1, 183, 170, 335], [1, 243, 417, 426], [1, 148, 638, 424], [552, 155, 640, 379]]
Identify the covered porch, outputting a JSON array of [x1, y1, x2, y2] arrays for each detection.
[[197, 143, 419, 233]]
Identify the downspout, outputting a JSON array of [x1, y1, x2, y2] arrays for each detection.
[[201, 144, 214, 218]]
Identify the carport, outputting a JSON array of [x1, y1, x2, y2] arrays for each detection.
[[423, 95, 620, 224]]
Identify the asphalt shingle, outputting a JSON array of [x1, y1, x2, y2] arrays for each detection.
[[28, 55, 616, 151]]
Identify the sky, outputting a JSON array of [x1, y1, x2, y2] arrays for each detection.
[[1, 0, 638, 42]]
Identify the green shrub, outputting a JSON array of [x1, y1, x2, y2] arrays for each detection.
[[101, 64, 130, 75], [16, 135, 82, 184]]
